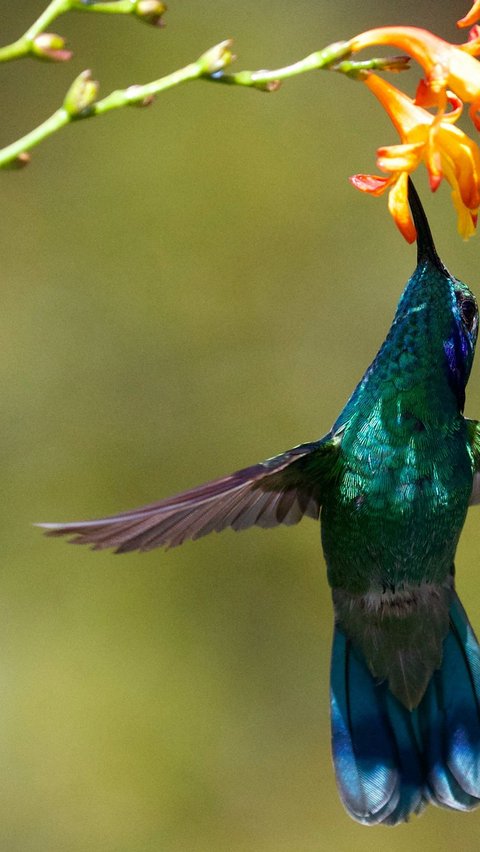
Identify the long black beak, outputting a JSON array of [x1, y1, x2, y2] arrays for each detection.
[[407, 177, 446, 272]]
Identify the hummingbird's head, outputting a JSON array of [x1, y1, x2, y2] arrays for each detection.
[[447, 276, 478, 403], [332, 181, 478, 434], [404, 179, 478, 412]]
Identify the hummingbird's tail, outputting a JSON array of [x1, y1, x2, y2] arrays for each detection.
[[330, 592, 480, 825]]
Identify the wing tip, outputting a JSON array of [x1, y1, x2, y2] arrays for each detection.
[[34, 518, 179, 553], [34, 520, 112, 551]]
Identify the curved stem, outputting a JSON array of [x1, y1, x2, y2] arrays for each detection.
[[210, 42, 353, 89], [0, 38, 30, 62], [0, 45, 228, 168], [0, 43, 409, 169], [0, 0, 69, 61], [0, 109, 70, 167], [92, 63, 203, 115], [0, 0, 145, 63], [212, 51, 410, 90], [24, 0, 71, 39], [68, 1, 136, 11]]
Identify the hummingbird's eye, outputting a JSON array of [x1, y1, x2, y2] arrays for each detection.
[[460, 298, 477, 332]]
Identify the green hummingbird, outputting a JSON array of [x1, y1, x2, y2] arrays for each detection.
[[40, 180, 480, 825]]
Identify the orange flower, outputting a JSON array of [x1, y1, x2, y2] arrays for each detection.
[[350, 74, 480, 241], [347, 26, 480, 130], [458, 2, 480, 28]]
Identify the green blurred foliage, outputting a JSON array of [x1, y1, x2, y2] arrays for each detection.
[[2, 1, 480, 849]]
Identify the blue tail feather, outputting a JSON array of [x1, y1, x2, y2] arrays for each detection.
[[420, 678, 478, 810], [423, 595, 480, 807], [382, 692, 426, 824], [331, 627, 401, 824], [330, 592, 480, 824]]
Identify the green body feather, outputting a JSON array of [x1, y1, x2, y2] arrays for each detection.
[[322, 259, 477, 707]]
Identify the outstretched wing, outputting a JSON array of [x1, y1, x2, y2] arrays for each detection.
[[38, 434, 339, 553]]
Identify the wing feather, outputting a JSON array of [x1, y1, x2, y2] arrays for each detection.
[[38, 435, 339, 552]]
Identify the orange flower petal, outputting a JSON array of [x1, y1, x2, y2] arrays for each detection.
[[438, 126, 480, 208], [349, 174, 391, 195], [469, 99, 480, 130], [377, 142, 424, 173], [365, 73, 430, 136], [443, 91, 464, 122], [349, 26, 480, 106], [458, 31, 480, 56], [457, 1, 480, 28], [388, 172, 416, 243], [414, 77, 441, 108], [428, 172, 442, 191], [424, 129, 443, 190], [450, 183, 477, 237]]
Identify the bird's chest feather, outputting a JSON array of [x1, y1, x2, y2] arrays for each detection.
[[321, 406, 473, 593]]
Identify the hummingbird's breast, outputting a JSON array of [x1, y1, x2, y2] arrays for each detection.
[[321, 398, 474, 709], [321, 400, 473, 595]]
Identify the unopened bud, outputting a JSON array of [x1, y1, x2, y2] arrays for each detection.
[[126, 86, 155, 107], [32, 32, 72, 62], [2, 153, 30, 170], [135, 0, 167, 27], [197, 40, 235, 75], [250, 72, 282, 92], [63, 70, 99, 117], [374, 55, 410, 73]]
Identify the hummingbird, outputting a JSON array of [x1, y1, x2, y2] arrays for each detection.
[[40, 180, 480, 825]]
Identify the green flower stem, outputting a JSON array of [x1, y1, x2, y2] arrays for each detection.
[[333, 56, 411, 79], [210, 42, 353, 90], [0, 109, 70, 167], [1, 0, 72, 61], [0, 38, 31, 63], [212, 50, 410, 90], [93, 64, 203, 114], [0, 41, 409, 169], [22, 0, 71, 40], [0, 0, 140, 63], [0, 43, 232, 168], [69, 1, 136, 12]]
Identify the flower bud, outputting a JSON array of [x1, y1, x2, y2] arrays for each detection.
[[63, 70, 99, 117], [374, 55, 411, 73], [135, 1, 167, 27], [32, 33, 72, 62], [2, 153, 30, 170], [125, 86, 155, 107], [197, 40, 235, 75], [250, 72, 282, 92]]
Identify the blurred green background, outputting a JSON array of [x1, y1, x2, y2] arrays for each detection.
[[2, 1, 480, 850]]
